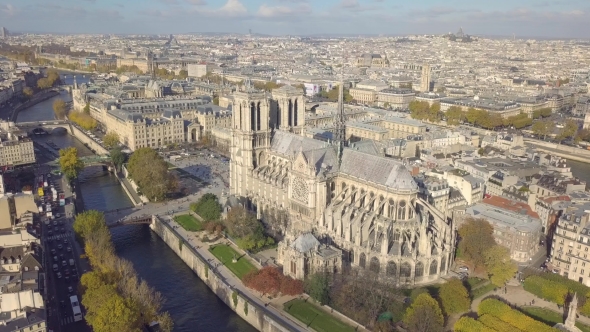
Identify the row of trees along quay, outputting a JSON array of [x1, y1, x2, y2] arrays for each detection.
[[409, 100, 553, 129], [74, 210, 173, 332]]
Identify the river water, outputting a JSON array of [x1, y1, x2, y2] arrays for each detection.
[[16, 73, 91, 123], [25, 73, 256, 332]]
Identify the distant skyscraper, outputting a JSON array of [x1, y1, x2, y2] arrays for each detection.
[[421, 64, 431, 92], [0, 27, 8, 38]]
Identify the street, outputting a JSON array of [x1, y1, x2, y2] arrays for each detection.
[[38, 170, 91, 332]]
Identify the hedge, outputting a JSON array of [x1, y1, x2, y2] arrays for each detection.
[[478, 298, 556, 332], [478, 314, 523, 332], [523, 275, 570, 306], [524, 274, 590, 315], [454, 317, 496, 332]]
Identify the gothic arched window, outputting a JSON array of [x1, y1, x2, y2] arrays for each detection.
[[397, 200, 406, 220], [288, 100, 293, 127], [294, 99, 298, 126], [369, 257, 380, 274], [386, 261, 397, 277]]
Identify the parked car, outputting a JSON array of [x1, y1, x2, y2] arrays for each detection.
[[458, 266, 469, 272]]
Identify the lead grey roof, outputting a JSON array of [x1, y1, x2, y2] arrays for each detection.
[[271, 131, 328, 157], [340, 149, 418, 191], [291, 233, 320, 253]]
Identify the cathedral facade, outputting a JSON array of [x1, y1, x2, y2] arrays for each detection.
[[229, 83, 455, 286]]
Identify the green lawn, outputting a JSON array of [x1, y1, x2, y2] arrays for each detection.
[[466, 277, 487, 289], [209, 245, 257, 279], [174, 214, 202, 232], [470, 282, 496, 299], [284, 299, 356, 332], [520, 306, 590, 332]]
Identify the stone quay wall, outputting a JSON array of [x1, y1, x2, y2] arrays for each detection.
[[149, 216, 293, 332]]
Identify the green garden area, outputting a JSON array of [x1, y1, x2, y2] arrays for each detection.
[[284, 299, 356, 332], [209, 244, 257, 279], [521, 306, 590, 332], [174, 214, 202, 232]]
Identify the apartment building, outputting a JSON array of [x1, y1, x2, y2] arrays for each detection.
[[0, 122, 35, 167], [376, 88, 415, 109], [440, 96, 522, 119], [104, 109, 186, 150], [550, 203, 590, 285], [465, 198, 542, 262]]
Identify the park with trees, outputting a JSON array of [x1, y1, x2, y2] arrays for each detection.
[[74, 210, 173, 332], [127, 147, 178, 201]]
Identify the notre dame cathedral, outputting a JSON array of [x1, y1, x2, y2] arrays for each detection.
[[229, 81, 455, 286]]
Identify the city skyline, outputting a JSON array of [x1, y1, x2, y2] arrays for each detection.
[[0, 0, 588, 38]]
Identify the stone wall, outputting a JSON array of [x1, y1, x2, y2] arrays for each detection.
[[149, 216, 292, 332], [69, 125, 109, 155], [524, 138, 590, 163]]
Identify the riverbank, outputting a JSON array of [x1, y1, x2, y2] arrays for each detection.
[[150, 215, 307, 332], [525, 139, 590, 164], [9, 89, 59, 121]]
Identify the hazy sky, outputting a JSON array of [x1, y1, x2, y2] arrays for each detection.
[[0, 0, 589, 38]]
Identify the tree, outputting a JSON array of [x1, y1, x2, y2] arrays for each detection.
[[59, 147, 84, 180], [575, 128, 590, 143], [103, 132, 120, 150], [556, 119, 579, 142], [243, 266, 283, 295], [177, 70, 188, 79], [304, 272, 330, 305], [189, 193, 221, 221], [37, 77, 51, 89], [212, 96, 219, 105], [70, 111, 98, 130], [465, 107, 484, 125], [531, 120, 555, 140], [127, 148, 177, 201], [409, 101, 430, 120], [52, 98, 66, 119], [438, 278, 471, 314], [110, 147, 126, 172], [457, 218, 496, 269], [74, 210, 107, 239], [540, 107, 552, 117], [83, 102, 90, 113], [23, 87, 33, 98], [427, 102, 442, 123], [484, 245, 517, 286], [46, 68, 61, 86], [445, 106, 464, 126], [86, 292, 142, 332], [403, 293, 444, 332], [224, 206, 259, 237]]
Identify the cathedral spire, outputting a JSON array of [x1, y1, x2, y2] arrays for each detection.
[[333, 64, 346, 162]]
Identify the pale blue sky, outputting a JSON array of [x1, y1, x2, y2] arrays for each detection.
[[0, 0, 588, 37]]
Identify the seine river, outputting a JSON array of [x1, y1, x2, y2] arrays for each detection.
[[24, 73, 256, 331]]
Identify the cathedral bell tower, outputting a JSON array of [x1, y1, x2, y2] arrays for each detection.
[[230, 79, 271, 196], [271, 85, 305, 134]]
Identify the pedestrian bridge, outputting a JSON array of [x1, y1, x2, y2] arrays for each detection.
[[79, 155, 111, 166], [106, 216, 153, 228]]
